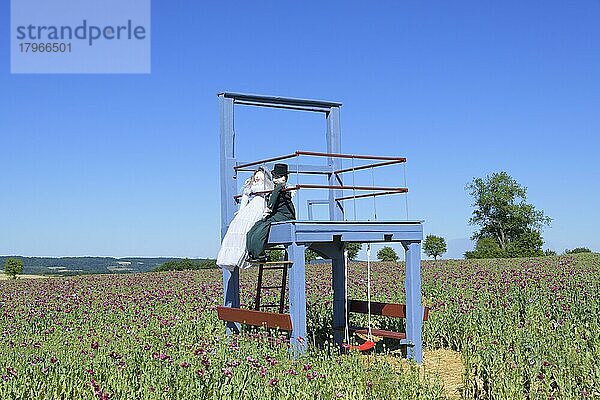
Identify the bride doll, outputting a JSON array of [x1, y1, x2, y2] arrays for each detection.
[[217, 167, 274, 270]]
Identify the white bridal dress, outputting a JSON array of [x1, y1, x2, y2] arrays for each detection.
[[217, 178, 273, 271]]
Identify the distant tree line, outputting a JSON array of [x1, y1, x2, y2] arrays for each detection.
[[543, 248, 592, 256], [564, 247, 592, 254], [154, 258, 217, 272], [0, 256, 180, 275]]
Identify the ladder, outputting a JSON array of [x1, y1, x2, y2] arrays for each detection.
[[254, 258, 292, 314]]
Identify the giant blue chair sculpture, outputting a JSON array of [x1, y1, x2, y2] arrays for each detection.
[[217, 92, 425, 362]]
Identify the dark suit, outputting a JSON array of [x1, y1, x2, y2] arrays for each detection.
[[246, 183, 295, 259]]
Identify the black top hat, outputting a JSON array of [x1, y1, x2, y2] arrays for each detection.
[[272, 163, 289, 178]]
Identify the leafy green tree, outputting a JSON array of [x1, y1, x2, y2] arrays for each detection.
[[466, 171, 551, 258], [155, 260, 178, 271], [154, 258, 217, 272], [198, 259, 217, 269], [377, 246, 398, 262], [4, 258, 24, 279], [544, 249, 557, 256], [565, 247, 592, 254], [179, 258, 193, 270], [465, 237, 505, 259], [346, 243, 362, 261], [423, 235, 447, 260], [505, 230, 544, 257]]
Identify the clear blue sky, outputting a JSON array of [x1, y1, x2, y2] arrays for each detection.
[[1, 1, 599, 259]]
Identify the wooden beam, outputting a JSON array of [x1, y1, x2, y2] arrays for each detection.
[[352, 328, 407, 340], [216, 306, 292, 331], [335, 189, 408, 202], [218, 92, 342, 109], [334, 159, 406, 174], [405, 241, 423, 363], [297, 150, 405, 162], [333, 326, 407, 340], [235, 153, 299, 170], [349, 300, 429, 321]]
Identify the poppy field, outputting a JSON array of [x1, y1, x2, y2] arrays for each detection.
[[1, 253, 598, 399]]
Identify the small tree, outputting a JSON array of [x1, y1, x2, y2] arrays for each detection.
[[346, 243, 362, 261], [544, 249, 557, 256], [4, 258, 24, 279], [465, 237, 504, 259], [565, 247, 592, 254], [423, 235, 447, 260], [377, 246, 398, 262], [505, 230, 544, 257]]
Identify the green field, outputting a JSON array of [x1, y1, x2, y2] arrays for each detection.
[[1, 254, 598, 399]]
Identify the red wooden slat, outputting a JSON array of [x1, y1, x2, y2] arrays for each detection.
[[351, 327, 407, 340], [349, 300, 430, 321], [297, 184, 408, 191], [349, 300, 406, 318], [234, 150, 406, 171], [335, 189, 408, 202], [235, 152, 299, 170], [217, 306, 292, 331], [233, 185, 408, 200], [334, 159, 406, 174], [296, 150, 406, 162]]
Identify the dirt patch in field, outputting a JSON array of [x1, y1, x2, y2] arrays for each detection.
[[384, 348, 465, 399], [422, 348, 464, 399]]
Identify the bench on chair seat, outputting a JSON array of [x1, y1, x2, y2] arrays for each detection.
[[217, 306, 293, 331], [343, 299, 430, 340]]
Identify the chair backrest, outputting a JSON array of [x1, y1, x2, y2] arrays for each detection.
[[348, 300, 429, 321], [216, 306, 293, 331]]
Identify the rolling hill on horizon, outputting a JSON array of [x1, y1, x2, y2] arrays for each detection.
[[0, 256, 212, 275]]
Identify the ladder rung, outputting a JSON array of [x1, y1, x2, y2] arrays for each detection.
[[255, 253, 288, 313]]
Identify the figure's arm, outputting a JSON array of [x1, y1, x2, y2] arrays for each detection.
[[267, 184, 283, 210], [262, 184, 283, 218], [238, 186, 251, 211]]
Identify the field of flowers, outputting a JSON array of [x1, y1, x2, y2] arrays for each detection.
[[1, 253, 599, 399]]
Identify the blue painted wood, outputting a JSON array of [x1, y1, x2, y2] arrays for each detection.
[[286, 241, 308, 355], [326, 107, 344, 221], [292, 232, 423, 243], [219, 95, 237, 239], [268, 221, 423, 245], [307, 200, 330, 221], [219, 94, 241, 334], [273, 220, 423, 230], [332, 242, 346, 346], [304, 240, 345, 347], [218, 92, 425, 363], [404, 241, 423, 363], [222, 267, 240, 334], [219, 92, 342, 111]]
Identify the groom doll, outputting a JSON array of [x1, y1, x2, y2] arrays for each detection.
[[246, 163, 296, 262]]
